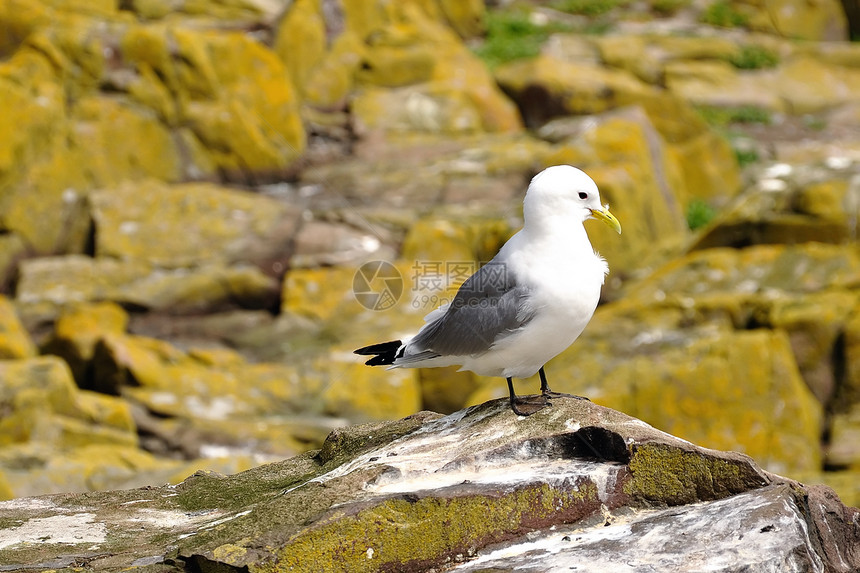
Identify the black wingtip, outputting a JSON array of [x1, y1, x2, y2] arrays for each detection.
[[354, 340, 402, 355], [354, 340, 403, 366]]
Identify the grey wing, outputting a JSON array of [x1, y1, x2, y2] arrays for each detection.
[[408, 262, 536, 356]]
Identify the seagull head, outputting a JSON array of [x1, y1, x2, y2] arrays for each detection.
[[524, 165, 622, 235]]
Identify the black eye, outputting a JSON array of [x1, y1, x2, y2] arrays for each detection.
[[578, 192, 588, 199]]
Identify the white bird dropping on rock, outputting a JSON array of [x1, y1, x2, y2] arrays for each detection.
[[355, 165, 621, 416]]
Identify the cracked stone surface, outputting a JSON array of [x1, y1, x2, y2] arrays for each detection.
[[0, 397, 856, 572]]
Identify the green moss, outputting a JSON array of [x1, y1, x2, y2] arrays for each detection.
[[701, 0, 749, 28], [552, 0, 629, 16], [626, 443, 767, 505], [473, 8, 573, 69], [730, 44, 779, 69], [686, 199, 718, 230], [265, 481, 600, 572], [696, 105, 772, 127], [734, 146, 759, 167], [175, 452, 321, 512]]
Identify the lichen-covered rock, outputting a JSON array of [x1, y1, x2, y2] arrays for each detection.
[[767, 291, 858, 404], [664, 60, 786, 112], [41, 302, 129, 388], [90, 179, 300, 270], [122, 0, 279, 22], [693, 165, 859, 250], [0, 399, 856, 572], [626, 243, 860, 313], [120, 25, 305, 177], [16, 256, 280, 316], [497, 57, 742, 209], [317, 353, 422, 421], [594, 34, 742, 85], [351, 11, 521, 134], [0, 295, 35, 359], [470, 308, 823, 476], [746, 0, 848, 41], [0, 355, 176, 497], [776, 56, 860, 114], [495, 55, 655, 124]]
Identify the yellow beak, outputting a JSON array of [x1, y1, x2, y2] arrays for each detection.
[[590, 206, 622, 234]]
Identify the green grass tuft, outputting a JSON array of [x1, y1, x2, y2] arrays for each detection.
[[687, 199, 719, 230], [552, 0, 629, 16], [473, 9, 572, 69], [701, 0, 749, 28], [730, 45, 779, 69], [696, 105, 772, 127]]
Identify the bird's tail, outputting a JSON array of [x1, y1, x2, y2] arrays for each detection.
[[354, 340, 403, 366]]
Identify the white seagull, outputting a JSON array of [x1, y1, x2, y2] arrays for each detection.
[[355, 165, 621, 416]]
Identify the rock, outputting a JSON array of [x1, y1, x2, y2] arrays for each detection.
[[664, 60, 786, 112], [775, 56, 860, 114], [692, 165, 859, 250], [843, 309, 860, 408], [122, 0, 279, 22], [0, 233, 27, 292], [291, 219, 394, 268], [626, 243, 860, 315], [471, 307, 824, 476], [495, 55, 655, 125], [0, 356, 137, 445], [120, 25, 305, 179], [497, 57, 742, 210], [90, 179, 300, 271], [827, 310, 860, 470], [0, 355, 181, 497], [41, 301, 129, 388], [453, 483, 852, 572], [748, 0, 848, 41], [86, 330, 360, 454], [0, 399, 856, 572], [317, 352, 423, 422], [352, 15, 521, 134], [766, 291, 858, 404], [593, 34, 742, 85], [0, 295, 36, 359], [16, 256, 280, 316]]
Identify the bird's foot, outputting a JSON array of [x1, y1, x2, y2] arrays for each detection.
[[541, 390, 591, 401], [510, 394, 552, 416]]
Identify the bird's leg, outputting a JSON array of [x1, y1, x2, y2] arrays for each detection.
[[538, 367, 591, 401], [507, 377, 550, 416], [538, 367, 552, 394]]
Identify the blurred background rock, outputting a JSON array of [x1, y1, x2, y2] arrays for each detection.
[[0, 0, 858, 506]]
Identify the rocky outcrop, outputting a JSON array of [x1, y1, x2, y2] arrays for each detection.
[[0, 0, 860, 511], [0, 398, 856, 572]]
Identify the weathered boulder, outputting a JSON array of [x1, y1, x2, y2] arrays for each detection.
[[0, 398, 855, 572], [0, 295, 35, 359], [496, 55, 742, 211], [593, 34, 743, 85], [470, 307, 824, 476], [41, 301, 129, 388], [692, 163, 860, 250], [743, 0, 848, 41], [90, 179, 301, 271], [16, 256, 280, 318], [0, 355, 188, 498]]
